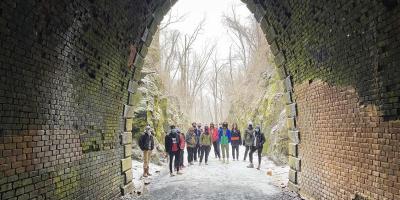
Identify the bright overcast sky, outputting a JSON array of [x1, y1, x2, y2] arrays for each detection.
[[162, 0, 254, 59]]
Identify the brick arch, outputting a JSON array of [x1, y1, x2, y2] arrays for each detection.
[[130, 1, 400, 199], [0, 0, 399, 199], [122, 0, 302, 195]]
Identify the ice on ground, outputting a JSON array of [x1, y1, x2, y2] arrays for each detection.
[[122, 146, 301, 200]]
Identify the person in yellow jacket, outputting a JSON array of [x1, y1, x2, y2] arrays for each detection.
[[199, 126, 212, 165]]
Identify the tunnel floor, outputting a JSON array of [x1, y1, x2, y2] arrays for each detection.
[[121, 148, 301, 200]]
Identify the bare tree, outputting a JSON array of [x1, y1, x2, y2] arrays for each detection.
[[209, 53, 225, 122], [159, 10, 188, 31]]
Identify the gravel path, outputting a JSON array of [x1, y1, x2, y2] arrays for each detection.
[[121, 147, 302, 200]]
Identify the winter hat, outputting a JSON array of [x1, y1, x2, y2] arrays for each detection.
[[146, 125, 151, 130], [248, 121, 253, 126]]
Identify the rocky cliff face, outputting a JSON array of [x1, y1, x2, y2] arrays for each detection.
[[131, 30, 187, 164], [229, 68, 288, 165]]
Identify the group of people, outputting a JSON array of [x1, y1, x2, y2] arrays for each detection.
[[139, 122, 266, 177]]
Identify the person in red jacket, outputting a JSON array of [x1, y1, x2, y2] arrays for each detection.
[[210, 122, 221, 160], [165, 126, 182, 176]]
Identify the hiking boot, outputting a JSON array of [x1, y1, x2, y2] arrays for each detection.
[[170, 173, 175, 177], [247, 163, 254, 168], [256, 164, 261, 170], [205, 163, 208, 165], [146, 167, 152, 176], [199, 162, 202, 166], [222, 159, 225, 164], [226, 159, 229, 164], [177, 171, 183, 175], [143, 167, 148, 177]]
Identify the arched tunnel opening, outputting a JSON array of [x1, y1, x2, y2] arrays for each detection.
[[0, 0, 399, 200]]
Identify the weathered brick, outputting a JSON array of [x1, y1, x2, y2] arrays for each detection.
[[121, 181, 134, 195], [287, 117, 296, 130], [121, 132, 132, 145], [289, 169, 297, 184], [121, 157, 132, 172], [288, 156, 301, 171], [124, 144, 132, 158], [125, 119, 133, 132], [288, 130, 300, 144], [124, 169, 133, 184], [288, 143, 297, 157]]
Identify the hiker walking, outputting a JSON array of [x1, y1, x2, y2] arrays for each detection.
[[165, 125, 182, 176], [230, 123, 242, 161], [199, 126, 212, 165], [186, 127, 196, 165], [191, 122, 199, 162], [210, 122, 221, 160], [195, 123, 203, 160], [247, 125, 265, 170], [178, 129, 186, 170], [243, 122, 254, 161], [218, 122, 231, 164], [138, 125, 154, 177]]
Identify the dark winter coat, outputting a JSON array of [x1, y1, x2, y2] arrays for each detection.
[[165, 131, 180, 153], [194, 128, 202, 145], [230, 129, 242, 146], [253, 131, 265, 148], [139, 131, 154, 151]]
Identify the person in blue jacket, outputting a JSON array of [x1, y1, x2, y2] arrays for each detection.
[[218, 122, 231, 164]]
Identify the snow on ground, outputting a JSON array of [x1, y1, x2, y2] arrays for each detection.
[[122, 147, 301, 200]]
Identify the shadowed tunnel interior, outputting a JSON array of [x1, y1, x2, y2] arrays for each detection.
[[0, 0, 399, 199]]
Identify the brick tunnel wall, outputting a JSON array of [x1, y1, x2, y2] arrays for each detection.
[[0, 0, 162, 199], [250, 0, 400, 199], [1, 0, 399, 200]]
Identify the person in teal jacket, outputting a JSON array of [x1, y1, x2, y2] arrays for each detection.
[[218, 122, 231, 164]]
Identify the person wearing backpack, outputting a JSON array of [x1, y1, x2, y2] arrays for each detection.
[[247, 125, 265, 170], [218, 122, 231, 164], [199, 126, 212, 165], [243, 122, 255, 161], [230, 123, 242, 161], [165, 126, 182, 176], [138, 125, 155, 177], [186, 127, 196, 165]]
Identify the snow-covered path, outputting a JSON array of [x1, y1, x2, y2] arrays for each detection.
[[122, 147, 301, 200]]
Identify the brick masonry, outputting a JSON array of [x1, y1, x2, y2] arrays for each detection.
[[0, 0, 165, 199], [1, 0, 399, 199], [244, 0, 400, 199]]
